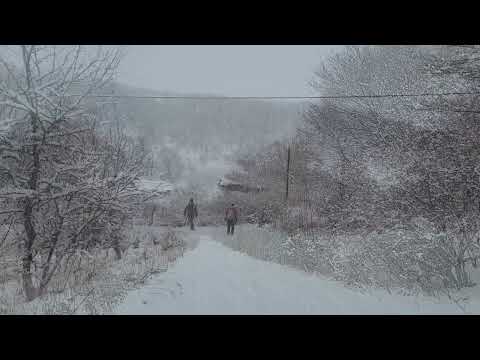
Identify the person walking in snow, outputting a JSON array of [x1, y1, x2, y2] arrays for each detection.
[[184, 198, 198, 230], [225, 203, 239, 235]]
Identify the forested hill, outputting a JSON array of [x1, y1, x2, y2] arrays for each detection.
[[109, 82, 306, 154]]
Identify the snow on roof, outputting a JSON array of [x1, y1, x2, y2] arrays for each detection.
[[218, 177, 241, 187], [137, 178, 174, 193]]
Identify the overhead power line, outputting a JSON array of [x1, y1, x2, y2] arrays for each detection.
[[69, 91, 480, 100]]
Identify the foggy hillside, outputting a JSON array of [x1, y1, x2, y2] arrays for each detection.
[[102, 82, 307, 193], [110, 82, 306, 154]]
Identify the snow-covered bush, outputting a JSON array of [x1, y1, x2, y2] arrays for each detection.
[[278, 46, 480, 294], [158, 228, 185, 251], [282, 231, 330, 272], [0, 225, 191, 314], [310, 220, 480, 296]]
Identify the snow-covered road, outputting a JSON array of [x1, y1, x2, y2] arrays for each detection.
[[115, 227, 480, 314]]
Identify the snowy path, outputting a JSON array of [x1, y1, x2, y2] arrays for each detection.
[[115, 228, 480, 314]]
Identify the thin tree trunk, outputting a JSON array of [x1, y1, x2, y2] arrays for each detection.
[[150, 205, 156, 226], [39, 228, 62, 295], [285, 146, 290, 202], [23, 196, 38, 301], [113, 237, 122, 260], [20, 48, 41, 301], [22, 243, 36, 301], [22, 111, 41, 302]]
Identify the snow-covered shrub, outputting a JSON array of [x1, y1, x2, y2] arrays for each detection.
[[281, 231, 330, 272], [0, 225, 193, 314], [314, 221, 480, 295], [158, 228, 185, 251]]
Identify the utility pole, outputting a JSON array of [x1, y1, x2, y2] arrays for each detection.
[[285, 146, 291, 202]]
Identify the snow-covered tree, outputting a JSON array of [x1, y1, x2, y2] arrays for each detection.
[[0, 45, 151, 301]]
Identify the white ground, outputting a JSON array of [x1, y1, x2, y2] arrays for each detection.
[[137, 178, 174, 192], [115, 227, 480, 315]]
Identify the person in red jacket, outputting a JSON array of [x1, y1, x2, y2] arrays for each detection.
[[225, 203, 239, 235]]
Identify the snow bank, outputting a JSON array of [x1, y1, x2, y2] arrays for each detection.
[[0, 226, 194, 314]]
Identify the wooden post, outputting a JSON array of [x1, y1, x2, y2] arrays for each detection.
[[286, 146, 291, 201]]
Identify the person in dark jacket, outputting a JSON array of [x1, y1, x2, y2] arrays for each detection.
[[225, 203, 239, 235], [184, 198, 198, 230]]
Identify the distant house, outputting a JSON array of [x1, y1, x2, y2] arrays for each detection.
[[151, 144, 162, 153], [217, 177, 264, 193], [136, 178, 173, 195]]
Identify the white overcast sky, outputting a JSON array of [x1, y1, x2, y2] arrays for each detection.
[[117, 46, 343, 97]]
